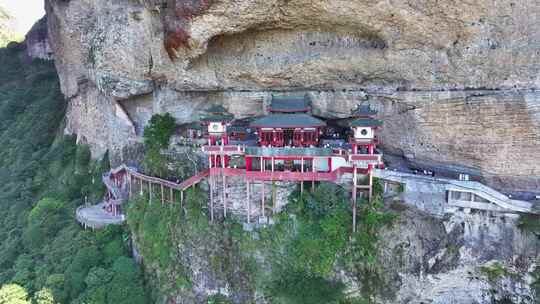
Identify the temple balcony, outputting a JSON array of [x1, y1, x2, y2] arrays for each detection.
[[244, 146, 333, 157], [208, 167, 362, 182], [349, 137, 379, 145], [202, 145, 246, 155]]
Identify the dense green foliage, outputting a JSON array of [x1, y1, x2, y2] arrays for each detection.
[[127, 188, 203, 302], [518, 214, 540, 236], [143, 113, 175, 177], [143, 113, 177, 150], [0, 46, 147, 303], [142, 113, 187, 178], [128, 178, 394, 304], [263, 186, 394, 304]]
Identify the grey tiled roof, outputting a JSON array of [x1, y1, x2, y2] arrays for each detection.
[[349, 118, 383, 127], [228, 125, 248, 132], [250, 114, 326, 128], [269, 95, 310, 112], [200, 114, 234, 122], [205, 104, 228, 113]]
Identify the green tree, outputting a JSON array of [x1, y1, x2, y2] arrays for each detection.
[[143, 113, 176, 150], [64, 246, 102, 299], [43, 275, 65, 304], [23, 198, 67, 250], [0, 284, 29, 304], [107, 257, 146, 304], [142, 113, 177, 177], [32, 288, 55, 304], [0, 46, 148, 303]]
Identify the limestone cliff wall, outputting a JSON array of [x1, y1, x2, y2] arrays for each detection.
[[25, 16, 53, 60], [44, 0, 540, 190]]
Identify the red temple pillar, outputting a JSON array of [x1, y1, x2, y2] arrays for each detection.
[[327, 157, 332, 172], [246, 157, 252, 171]]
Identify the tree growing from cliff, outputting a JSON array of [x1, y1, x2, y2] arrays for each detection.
[[142, 113, 177, 177], [143, 113, 176, 150]]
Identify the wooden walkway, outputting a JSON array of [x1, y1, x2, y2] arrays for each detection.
[[75, 162, 373, 230], [75, 165, 210, 229]]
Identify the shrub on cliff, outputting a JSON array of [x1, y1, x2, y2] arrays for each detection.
[[143, 113, 176, 150], [142, 113, 177, 177]]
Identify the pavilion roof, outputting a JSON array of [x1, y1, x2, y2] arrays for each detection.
[[186, 122, 203, 130], [228, 125, 248, 133], [200, 114, 234, 122], [250, 113, 326, 128], [351, 104, 377, 117], [205, 104, 228, 113], [349, 118, 383, 127], [269, 95, 311, 113]]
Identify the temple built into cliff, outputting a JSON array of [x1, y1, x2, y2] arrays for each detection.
[[76, 95, 536, 231], [198, 95, 383, 230]]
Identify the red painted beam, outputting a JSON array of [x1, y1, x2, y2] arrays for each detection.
[[349, 154, 381, 161], [206, 165, 372, 183]]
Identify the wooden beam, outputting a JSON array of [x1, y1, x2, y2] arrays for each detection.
[[222, 174, 227, 218], [300, 157, 304, 195], [312, 158, 315, 191], [222, 154, 227, 218], [261, 181, 265, 219], [246, 180, 251, 223], [272, 181, 277, 213], [161, 184, 165, 205], [368, 169, 373, 203], [210, 176, 214, 222], [149, 181, 152, 204], [352, 166, 357, 233]]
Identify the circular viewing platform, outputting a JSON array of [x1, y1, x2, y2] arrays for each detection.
[[76, 202, 125, 229]]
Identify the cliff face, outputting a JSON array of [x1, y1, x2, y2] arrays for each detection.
[[25, 16, 53, 60], [130, 193, 539, 304], [44, 0, 540, 190]]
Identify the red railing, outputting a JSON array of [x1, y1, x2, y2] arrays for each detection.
[[178, 169, 210, 190], [202, 145, 245, 154], [207, 166, 366, 182]]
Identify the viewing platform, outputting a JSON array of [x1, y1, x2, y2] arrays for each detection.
[[76, 202, 125, 229]]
